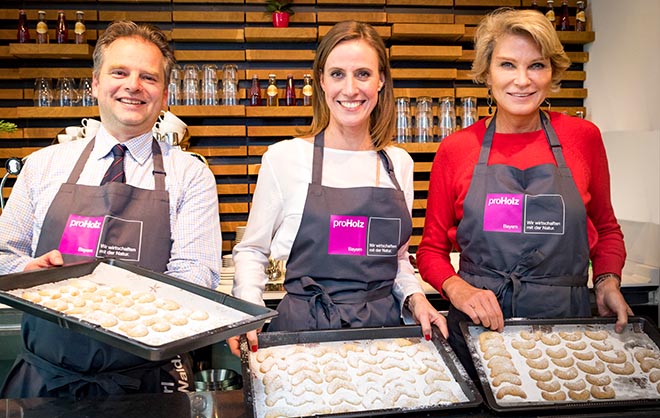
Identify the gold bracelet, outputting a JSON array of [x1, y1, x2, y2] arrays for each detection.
[[593, 273, 621, 289]]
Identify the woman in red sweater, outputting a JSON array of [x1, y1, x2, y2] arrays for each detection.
[[416, 8, 631, 375]]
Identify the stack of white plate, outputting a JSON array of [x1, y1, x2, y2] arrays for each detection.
[[220, 254, 234, 286]]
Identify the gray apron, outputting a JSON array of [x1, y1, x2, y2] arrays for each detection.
[[267, 132, 413, 332], [447, 112, 590, 377], [1, 138, 193, 399]]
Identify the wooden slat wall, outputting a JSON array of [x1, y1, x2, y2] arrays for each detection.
[[0, 1, 592, 253]]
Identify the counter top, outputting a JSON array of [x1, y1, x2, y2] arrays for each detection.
[[3, 388, 660, 418]]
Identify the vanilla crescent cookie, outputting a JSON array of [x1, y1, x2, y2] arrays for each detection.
[[607, 361, 634, 375], [590, 341, 614, 352], [568, 389, 591, 401], [585, 374, 611, 386], [536, 380, 561, 392], [483, 345, 512, 360], [496, 385, 527, 400], [21, 291, 42, 303], [155, 298, 180, 311], [529, 369, 553, 382], [541, 390, 567, 401], [553, 366, 579, 380], [119, 322, 149, 338], [519, 330, 540, 341], [488, 357, 518, 376], [546, 347, 568, 359], [573, 351, 595, 361], [559, 331, 583, 341], [584, 330, 609, 341], [565, 341, 588, 351], [576, 360, 606, 374], [132, 291, 156, 303], [526, 357, 550, 370], [519, 348, 543, 360], [511, 339, 536, 350], [491, 372, 522, 387], [639, 358, 660, 373], [540, 333, 561, 346], [551, 356, 575, 368], [596, 350, 627, 364], [563, 379, 587, 391], [633, 348, 660, 363], [649, 370, 660, 383], [590, 385, 615, 400]]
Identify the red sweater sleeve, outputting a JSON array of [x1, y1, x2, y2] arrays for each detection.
[[417, 112, 626, 296]]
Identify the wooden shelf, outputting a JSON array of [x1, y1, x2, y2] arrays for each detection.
[[390, 45, 462, 61], [245, 106, 313, 118], [171, 29, 245, 43], [244, 27, 318, 43], [9, 43, 93, 60], [16, 106, 99, 119], [557, 31, 596, 45], [168, 106, 246, 117], [390, 24, 465, 41]]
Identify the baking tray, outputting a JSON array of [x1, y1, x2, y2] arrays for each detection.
[[240, 325, 482, 418], [461, 316, 660, 413], [0, 259, 277, 361]]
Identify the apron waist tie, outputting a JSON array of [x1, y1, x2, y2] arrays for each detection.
[[19, 347, 143, 397], [288, 276, 392, 329], [460, 255, 587, 317]]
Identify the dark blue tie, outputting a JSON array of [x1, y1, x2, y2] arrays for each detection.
[[101, 144, 127, 185]]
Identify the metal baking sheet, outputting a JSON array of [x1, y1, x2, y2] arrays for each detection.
[[461, 317, 660, 413], [0, 259, 277, 361], [240, 325, 482, 418]]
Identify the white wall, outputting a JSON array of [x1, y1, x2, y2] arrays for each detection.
[[585, 0, 659, 268], [585, 0, 660, 227]]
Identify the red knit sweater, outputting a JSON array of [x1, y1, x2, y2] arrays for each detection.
[[417, 112, 626, 296]]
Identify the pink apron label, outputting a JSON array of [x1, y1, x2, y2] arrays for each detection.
[[483, 193, 523, 233], [328, 215, 367, 256], [59, 215, 104, 257]]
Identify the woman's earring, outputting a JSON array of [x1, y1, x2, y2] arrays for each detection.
[[544, 98, 552, 112], [487, 88, 493, 115]]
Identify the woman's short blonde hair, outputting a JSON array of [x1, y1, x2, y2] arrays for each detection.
[[470, 8, 571, 91], [304, 20, 395, 151]]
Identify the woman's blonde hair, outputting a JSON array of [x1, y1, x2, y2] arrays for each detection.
[[304, 20, 395, 151], [470, 8, 571, 91]]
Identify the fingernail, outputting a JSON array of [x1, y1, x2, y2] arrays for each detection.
[[425, 334, 431, 341], [251, 345, 258, 353]]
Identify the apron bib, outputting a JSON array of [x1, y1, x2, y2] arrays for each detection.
[[447, 112, 590, 376], [1, 139, 193, 399], [267, 132, 413, 332]]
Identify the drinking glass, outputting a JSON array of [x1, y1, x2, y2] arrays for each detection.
[[222, 64, 238, 106], [438, 96, 456, 141], [415, 96, 433, 143], [33, 77, 53, 107], [395, 97, 412, 143], [461, 96, 477, 129], [201, 64, 218, 106], [168, 65, 182, 106], [79, 77, 96, 107], [182, 64, 199, 106], [55, 77, 79, 107]]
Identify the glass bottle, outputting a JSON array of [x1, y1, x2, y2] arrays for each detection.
[[55, 10, 68, 44], [558, 0, 570, 31], [266, 73, 278, 107], [545, 0, 556, 26], [530, 0, 539, 12], [74, 11, 86, 44], [285, 74, 296, 106], [36, 11, 49, 44], [17, 10, 30, 44], [249, 74, 262, 106], [575, 1, 587, 32], [302, 74, 312, 106]]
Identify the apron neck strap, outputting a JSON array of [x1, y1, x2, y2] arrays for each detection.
[[478, 110, 569, 169], [311, 131, 402, 191], [66, 137, 167, 190]]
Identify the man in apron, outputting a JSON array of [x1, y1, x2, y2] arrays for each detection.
[[0, 21, 221, 398]]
